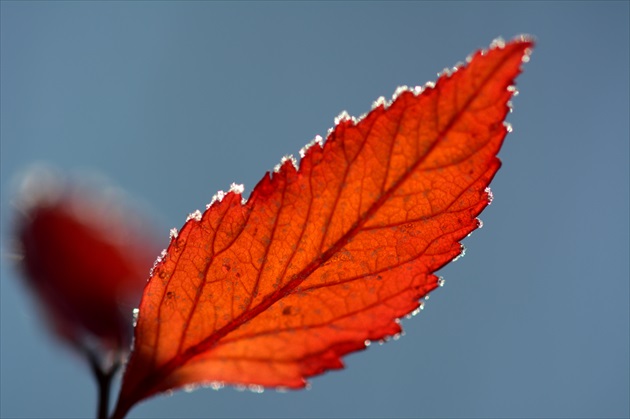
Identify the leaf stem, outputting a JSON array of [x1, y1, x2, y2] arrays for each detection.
[[109, 396, 134, 419], [84, 346, 121, 419]]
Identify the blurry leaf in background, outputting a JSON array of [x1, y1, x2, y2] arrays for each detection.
[[11, 166, 160, 356]]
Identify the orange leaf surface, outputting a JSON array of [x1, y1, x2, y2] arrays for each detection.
[[115, 37, 533, 416]]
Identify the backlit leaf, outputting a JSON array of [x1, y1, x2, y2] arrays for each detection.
[[114, 37, 533, 417]]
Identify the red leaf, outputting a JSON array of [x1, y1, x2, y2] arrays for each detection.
[[115, 37, 533, 416], [13, 168, 158, 352]]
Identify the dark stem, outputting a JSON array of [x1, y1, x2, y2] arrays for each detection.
[[84, 347, 121, 419], [109, 398, 133, 419]]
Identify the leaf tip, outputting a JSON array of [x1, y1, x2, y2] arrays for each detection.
[[512, 34, 536, 62], [466, 35, 535, 69], [514, 33, 536, 47]]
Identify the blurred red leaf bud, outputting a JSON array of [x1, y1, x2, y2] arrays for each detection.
[[12, 166, 160, 354]]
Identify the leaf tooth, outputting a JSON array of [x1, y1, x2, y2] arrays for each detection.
[[507, 85, 520, 96], [209, 382, 225, 390], [299, 135, 324, 159], [229, 183, 245, 195], [149, 248, 168, 277], [437, 67, 454, 78], [186, 209, 203, 222], [207, 190, 226, 208], [485, 186, 494, 204], [490, 36, 507, 50], [228, 183, 248, 205], [274, 154, 298, 173], [392, 85, 410, 101], [327, 110, 357, 139], [214, 190, 227, 203], [371, 95, 389, 110], [405, 303, 424, 319], [248, 384, 265, 393], [333, 110, 354, 125], [411, 85, 424, 95], [452, 244, 467, 262], [183, 384, 197, 393]]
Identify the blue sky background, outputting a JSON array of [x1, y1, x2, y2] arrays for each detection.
[[1, 2, 628, 418]]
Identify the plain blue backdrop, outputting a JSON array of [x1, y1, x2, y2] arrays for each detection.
[[1, 2, 628, 418]]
